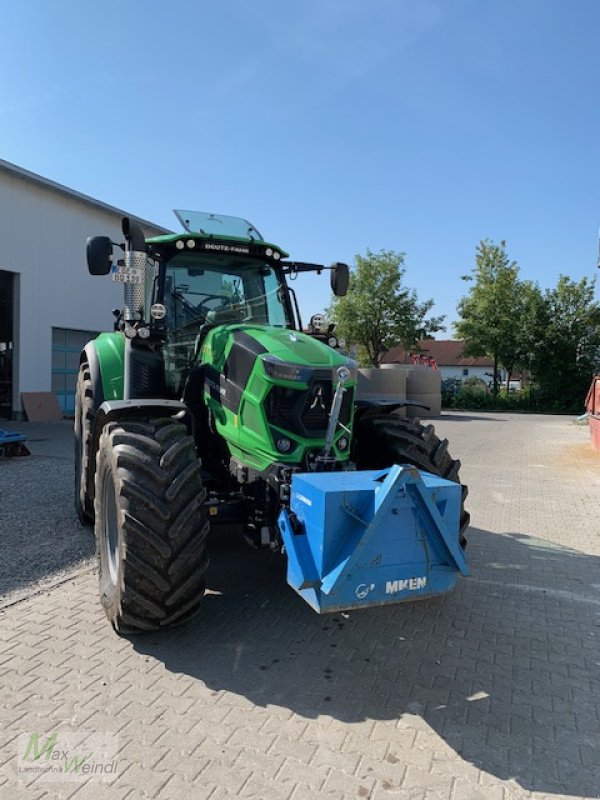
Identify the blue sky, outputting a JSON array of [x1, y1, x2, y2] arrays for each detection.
[[2, 0, 599, 330]]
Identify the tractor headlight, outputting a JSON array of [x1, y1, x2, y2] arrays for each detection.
[[262, 355, 312, 383], [340, 358, 357, 382], [336, 366, 351, 384], [276, 437, 292, 453]]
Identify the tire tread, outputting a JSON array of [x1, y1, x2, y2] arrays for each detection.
[[95, 418, 209, 633], [353, 412, 470, 545]]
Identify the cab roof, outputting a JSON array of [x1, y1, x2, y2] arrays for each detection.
[[146, 209, 289, 259]]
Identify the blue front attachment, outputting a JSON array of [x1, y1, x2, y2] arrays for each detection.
[[278, 465, 468, 613]]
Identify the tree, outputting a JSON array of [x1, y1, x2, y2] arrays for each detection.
[[454, 240, 537, 395], [328, 249, 444, 366], [529, 275, 600, 408]]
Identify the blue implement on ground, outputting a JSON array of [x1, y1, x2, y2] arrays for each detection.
[[0, 428, 30, 457], [278, 465, 468, 613]]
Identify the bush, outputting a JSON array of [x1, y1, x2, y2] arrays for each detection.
[[492, 389, 535, 411], [453, 384, 492, 409], [462, 376, 490, 392], [442, 384, 583, 414], [441, 378, 461, 407]]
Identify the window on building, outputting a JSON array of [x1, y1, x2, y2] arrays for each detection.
[[462, 368, 469, 376], [51, 328, 99, 414]]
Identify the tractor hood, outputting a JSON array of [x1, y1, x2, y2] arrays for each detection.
[[200, 323, 356, 473], [246, 326, 347, 368], [204, 324, 350, 372]]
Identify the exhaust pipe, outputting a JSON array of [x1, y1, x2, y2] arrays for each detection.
[[119, 217, 147, 322]]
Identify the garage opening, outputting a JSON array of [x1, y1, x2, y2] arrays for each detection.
[[51, 328, 99, 415], [0, 270, 14, 419]]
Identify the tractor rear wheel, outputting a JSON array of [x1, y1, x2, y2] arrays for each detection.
[[94, 417, 209, 634], [352, 412, 470, 547], [74, 360, 95, 525]]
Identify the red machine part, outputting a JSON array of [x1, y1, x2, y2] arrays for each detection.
[[585, 376, 600, 452], [410, 353, 438, 370]]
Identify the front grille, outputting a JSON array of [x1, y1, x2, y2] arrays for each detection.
[[301, 380, 332, 433], [265, 386, 298, 430], [266, 378, 353, 438]]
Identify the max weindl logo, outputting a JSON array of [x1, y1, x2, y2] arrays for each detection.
[[18, 731, 118, 782]]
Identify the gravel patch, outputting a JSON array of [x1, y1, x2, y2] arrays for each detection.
[[0, 420, 95, 604]]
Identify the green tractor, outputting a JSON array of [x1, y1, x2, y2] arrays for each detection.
[[76, 211, 469, 633]]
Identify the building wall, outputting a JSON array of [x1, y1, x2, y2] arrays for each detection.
[[0, 170, 164, 415]]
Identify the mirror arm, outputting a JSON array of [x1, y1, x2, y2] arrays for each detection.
[[281, 261, 328, 275]]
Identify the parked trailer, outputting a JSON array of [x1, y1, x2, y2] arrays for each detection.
[[586, 375, 600, 452]]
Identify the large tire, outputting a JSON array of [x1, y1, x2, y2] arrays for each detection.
[[94, 417, 209, 634], [74, 361, 95, 525], [352, 412, 470, 547]]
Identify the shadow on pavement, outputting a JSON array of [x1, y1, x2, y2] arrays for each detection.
[[132, 527, 600, 797]]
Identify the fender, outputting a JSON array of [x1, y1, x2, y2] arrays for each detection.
[[87, 399, 190, 513], [91, 399, 189, 443], [80, 332, 125, 410], [79, 333, 125, 505], [353, 399, 430, 425], [80, 341, 104, 410], [81, 334, 174, 509]]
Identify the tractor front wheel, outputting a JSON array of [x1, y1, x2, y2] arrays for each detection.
[[74, 360, 95, 525], [352, 412, 470, 547], [94, 418, 209, 634]]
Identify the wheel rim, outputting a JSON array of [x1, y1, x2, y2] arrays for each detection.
[[103, 471, 120, 586]]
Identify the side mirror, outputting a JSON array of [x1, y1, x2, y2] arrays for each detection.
[[86, 236, 113, 275], [330, 262, 349, 296]]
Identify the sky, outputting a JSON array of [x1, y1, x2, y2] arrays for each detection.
[[1, 0, 599, 331]]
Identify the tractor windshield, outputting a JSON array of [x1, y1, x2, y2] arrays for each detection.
[[164, 254, 291, 331], [161, 253, 292, 396]]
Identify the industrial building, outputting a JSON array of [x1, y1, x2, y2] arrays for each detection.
[[0, 160, 167, 418]]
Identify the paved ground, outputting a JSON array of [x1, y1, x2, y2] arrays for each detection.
[[1, 412, 599, 800]]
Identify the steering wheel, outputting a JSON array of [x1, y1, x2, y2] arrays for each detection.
[[171, 291, 230, 321], [194, 293, 230, 315]]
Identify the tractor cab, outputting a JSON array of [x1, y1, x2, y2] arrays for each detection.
[[87, 211, 350, 401], [147, 217, 300, 396]]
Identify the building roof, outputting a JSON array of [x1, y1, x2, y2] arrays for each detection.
[[382, 339, 495, 367], [0, 158, 171, 234]]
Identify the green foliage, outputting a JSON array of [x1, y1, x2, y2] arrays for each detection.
[[454, 384, 492, 409], [462, 376, 489, 392], [444, 386, 541, 412], [443, 383, 591, 415], [329, 249, 444, 366], [454, 240, 541, 395], [528, 275, 600, 408]]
